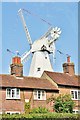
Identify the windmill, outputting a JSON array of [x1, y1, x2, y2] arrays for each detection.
[[18, 9, 61, 77]]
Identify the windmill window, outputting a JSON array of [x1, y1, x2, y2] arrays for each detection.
[[49, 45, 50, 47], [37, 68, 41, 71]]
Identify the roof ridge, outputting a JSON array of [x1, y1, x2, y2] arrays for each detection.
[[24, 76, 47, 80], [44, 71, 79, 77]]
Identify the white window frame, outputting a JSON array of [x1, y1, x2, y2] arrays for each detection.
[[70, 90, 80, 100], [73, 109, 80, 114], [5, 111, 20, 114], [33, 90, 46, 100], [0, 112, 2, 114], [6, 88, 20, 99]]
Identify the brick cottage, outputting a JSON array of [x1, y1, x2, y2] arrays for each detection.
[[0, 56, 80, 114]]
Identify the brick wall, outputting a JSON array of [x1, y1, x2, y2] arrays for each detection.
[[58, 86, 80, 110], [1, 88, 58, 113], [31, 92, 58, 112], [41, 73, 80, 111], [1, 86, 79, 114], [1, 89, 24, 114]]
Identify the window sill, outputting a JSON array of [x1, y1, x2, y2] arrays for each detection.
[[6, 98, 21, 100], [34, 99, 46, 101], [72, 99, 80, 101]]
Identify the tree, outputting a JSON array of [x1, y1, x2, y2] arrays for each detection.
[[47, 94, 75, 113]]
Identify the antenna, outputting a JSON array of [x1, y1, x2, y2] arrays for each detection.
[[16, 50, 21, 56], [7, 49, 15, 56], [57, 49, 71, 58], [7, 49, 21, 56]]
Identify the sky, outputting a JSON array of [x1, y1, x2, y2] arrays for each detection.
[[1, 1, 78, 76], [0, 0, 79, 2]]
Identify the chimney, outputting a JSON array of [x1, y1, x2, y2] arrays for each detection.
[[10, 56, 23, 77], [62, 56, 75, 75]]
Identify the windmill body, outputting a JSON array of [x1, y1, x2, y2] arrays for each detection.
[[29, 38, 54, 77], [18, 9, 61, 77], [29, 51, 53, 77]]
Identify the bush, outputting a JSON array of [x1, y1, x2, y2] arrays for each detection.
[[47, 94, 75, 113], [24, 102, 30, 113], [54, 94, 75, 113], [1, 113, 80, 120], [30, 107, 49, 114]]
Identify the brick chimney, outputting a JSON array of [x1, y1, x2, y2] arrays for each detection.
[[10, 56, 23, 77], [62, 56, 75, 75]]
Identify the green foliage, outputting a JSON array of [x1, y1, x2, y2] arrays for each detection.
[[24, 102, 30, 113], [54, 94, 75, 113], [1, 113, 80, 120], [47, 94, 75, 113], [30, 107, 49, 114]]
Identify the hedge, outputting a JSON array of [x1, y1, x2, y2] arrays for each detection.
[[0, 113, 80, 120]]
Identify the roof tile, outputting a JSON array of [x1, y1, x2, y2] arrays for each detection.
[[44, 71, 80, 87], [0, 74, 58, 90]]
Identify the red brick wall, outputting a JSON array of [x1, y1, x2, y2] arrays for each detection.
[[0, 90, 2, 113], [24, 90, 57, 112], [1, 87, 79, 114], [58, 86, 80, 110], [1, 88, 57, 113], [41, 73, 80, 111], [1, 89, 24, 113], [31, 91, 57, 112]]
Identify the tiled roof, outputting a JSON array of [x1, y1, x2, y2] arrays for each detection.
[[44, 71, 80, 87], [0, 74, 58, 91]]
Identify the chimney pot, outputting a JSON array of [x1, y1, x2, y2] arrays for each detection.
[[12, 56, 21, 64], [10, 56, 23, 77], [67, 56, 70, 63], [63, 56, 75, 76]]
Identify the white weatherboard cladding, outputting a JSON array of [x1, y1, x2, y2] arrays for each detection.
[[31, 38, 54, 53], [18, 9, 61, 78], [29, 51, 53, 77]]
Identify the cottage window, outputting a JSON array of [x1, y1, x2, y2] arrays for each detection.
[[0, 112, 2, 114], [73, 109, 80, 114], [78, 91, 80, 100], [6, 88, 20, 99], [71, 90, 80, 100], [34, 90, 46, 100], [7, 88, 11, 98], [5, 111, 20, 114]]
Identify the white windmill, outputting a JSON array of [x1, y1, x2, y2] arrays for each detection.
[[18, 9, 61, 77]]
